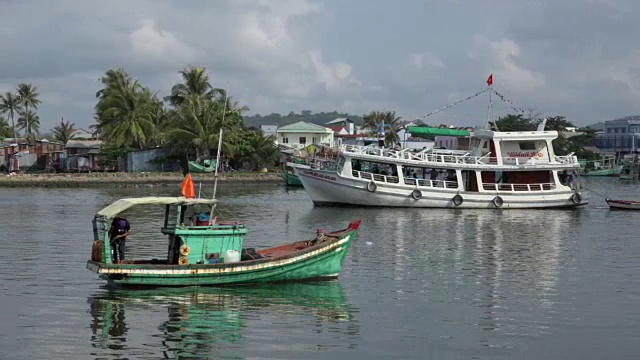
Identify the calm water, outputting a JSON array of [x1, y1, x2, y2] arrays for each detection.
[[0, 178, 639, 359]]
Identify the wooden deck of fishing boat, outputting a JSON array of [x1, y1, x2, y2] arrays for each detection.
[[605, 198, 640, 210], [86, 197, 361, 287]]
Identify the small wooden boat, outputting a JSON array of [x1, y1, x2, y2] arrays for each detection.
[[86, 197, 361, 287], [188, 159, 215, 173], [282, 162, 305, 187], [605, 198, 640, 210]]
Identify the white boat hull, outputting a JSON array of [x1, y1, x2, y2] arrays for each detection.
[[295, 168, 587, 209], [606, 199, 640, 210]]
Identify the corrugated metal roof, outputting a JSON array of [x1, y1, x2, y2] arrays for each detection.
[[326, 118, 352, 125], [277, 121, 333, 133]]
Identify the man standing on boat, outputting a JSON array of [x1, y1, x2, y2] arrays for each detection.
[[109, 217, 130, 264]]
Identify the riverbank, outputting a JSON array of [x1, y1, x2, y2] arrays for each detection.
[[0, 172, 284, 188]]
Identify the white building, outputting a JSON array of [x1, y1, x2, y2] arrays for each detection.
[[276, 121, 334, 149]]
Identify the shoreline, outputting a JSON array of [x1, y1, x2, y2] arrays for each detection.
[[0, 172, 285, 188]]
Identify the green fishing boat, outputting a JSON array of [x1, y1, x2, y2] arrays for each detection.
[[188, 159, 216, 173], [282, 167, 303, 186], [579, 155, 622, 176], [86, 197, 361, 287]]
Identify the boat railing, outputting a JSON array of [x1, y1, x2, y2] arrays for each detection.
[[341, 144, 579, 166], [482, 182, 555, 191], [404, 178, 458, 189], [351, 170, 400, 184]]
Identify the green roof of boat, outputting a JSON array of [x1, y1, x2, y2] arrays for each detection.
[[96, 197, 218, 219]]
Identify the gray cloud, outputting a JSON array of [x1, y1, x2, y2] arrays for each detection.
[[1, 0, 638, 132]]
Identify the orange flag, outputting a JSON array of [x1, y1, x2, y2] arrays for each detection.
[[181, 173, 195, 198], [487, 74, 493, 86]]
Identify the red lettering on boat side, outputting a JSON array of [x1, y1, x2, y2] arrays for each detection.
[[506, 151, 544, 158]]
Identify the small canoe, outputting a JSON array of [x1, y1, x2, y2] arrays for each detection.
[[605, 198, 640, 210]]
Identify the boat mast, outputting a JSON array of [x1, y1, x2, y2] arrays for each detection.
[[210, 88, 230, 221]]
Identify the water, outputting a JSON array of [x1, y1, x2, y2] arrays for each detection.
[[0, 178, 639, 359]]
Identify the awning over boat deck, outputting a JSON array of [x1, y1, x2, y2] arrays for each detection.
[[406, 126, 471, 137], [96, 197, 218, 219]]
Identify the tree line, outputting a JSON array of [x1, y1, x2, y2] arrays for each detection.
[[0, 84, 42, 141]]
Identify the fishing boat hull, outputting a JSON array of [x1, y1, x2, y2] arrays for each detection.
[[189, 161, 215, 173], [605, 199, 640, 210], [580, 166, 623, 176], [295, 167, 586, 209], [282, 170, 303, 186], [87, 220, 360, 287]]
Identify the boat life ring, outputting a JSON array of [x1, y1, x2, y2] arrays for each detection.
[[367, 181, 377, 192], [178, 256, 189, 265], [180, 245, 191, 256], [411, 189, 422, 200], [452, 194, 464, 206], [493, 196, 504, 208], [571, 192, 582, 204]]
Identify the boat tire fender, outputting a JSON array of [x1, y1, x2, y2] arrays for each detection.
[[453, 194, 464, 206], [571, 192, 582, 204], [493, 196, 504, 208], [180, 245, 191, 256], [411, 189, 422, 200], [367, 181, 377, 192]]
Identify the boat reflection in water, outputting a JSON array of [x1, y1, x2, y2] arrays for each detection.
[[88, 281, 358, 358]]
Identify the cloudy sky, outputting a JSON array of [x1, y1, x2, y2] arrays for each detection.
[[1, 0, 639, 131]]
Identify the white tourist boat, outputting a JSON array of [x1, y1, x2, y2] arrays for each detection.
[[293, 127, 586, 209]]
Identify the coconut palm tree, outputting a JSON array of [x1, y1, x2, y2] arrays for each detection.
[[0, 91, 20, 140], [165, 66, 225, 107], [362, 111, 387, 138], [17, 83, 41, 138], [51, 117, 77, 145], [17, 109, 40, 140], [381, 111, 405, 147], [95, 81, 158, 149], [168, 98, 241, 162], [0, 116, 11, 138]]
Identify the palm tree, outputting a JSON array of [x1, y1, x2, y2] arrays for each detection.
[[168, 99, 236, 162], [0, 116, 11, 138], [165, 66, 225, 107], [17, 109, 40, 139], [95, 81, 158, 149], [17, 83, 41, 138], [0, 91, 20, 140], [362, 111, 386, 138], [381, 111, 405, 147], [51, 117, 77, 145]]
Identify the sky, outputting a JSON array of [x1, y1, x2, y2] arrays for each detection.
[[1, 0, 639, 132]]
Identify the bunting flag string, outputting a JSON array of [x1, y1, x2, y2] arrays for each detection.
[[490, 88, 526, 114], [418, 88, 489, 119]]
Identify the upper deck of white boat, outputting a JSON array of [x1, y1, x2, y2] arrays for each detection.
[[337, 129, 580, 170]]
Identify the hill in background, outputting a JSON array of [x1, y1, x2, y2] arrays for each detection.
[[244, 110, 365, 128]]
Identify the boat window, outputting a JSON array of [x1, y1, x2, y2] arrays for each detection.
[[519, 141, 536, 150]]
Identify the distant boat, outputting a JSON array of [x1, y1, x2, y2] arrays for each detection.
[[189, 159, 216, 173], [579, 155, 622, 176], [605, 198, 640, 210], [282, 161, 305, 187]]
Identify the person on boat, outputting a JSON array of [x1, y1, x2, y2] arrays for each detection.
[[559, 170, 568, 185], [109, 217, 130, 264]]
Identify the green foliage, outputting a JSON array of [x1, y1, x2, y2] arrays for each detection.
[[51, 117, 77, 145], [17, 83, 41, 138], [0, 91, 20, 139], [363, 111, 406, 147], [0, 116, 11, 138], [492, 114, 536, 131]]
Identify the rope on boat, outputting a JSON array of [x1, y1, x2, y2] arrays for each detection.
[[416, 87, 527, 120]]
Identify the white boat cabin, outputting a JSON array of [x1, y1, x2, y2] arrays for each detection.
[[327, 129, 580, 194]]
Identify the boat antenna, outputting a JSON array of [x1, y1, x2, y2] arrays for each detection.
[[210, 85, 230, 220]]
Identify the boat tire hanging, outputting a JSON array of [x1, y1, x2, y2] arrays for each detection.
[[367, 181, 377, 192], [452, 194, 464, 206], [178, 256, 189, 265], [493, 196, 504, 208], [180, 245, 191, 256], [411, 189, 422, 200], [571, 192, 582, 204]]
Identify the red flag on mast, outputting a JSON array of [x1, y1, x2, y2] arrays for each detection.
[[181, 173, 195, 198], [487, 74, 493, 86]]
